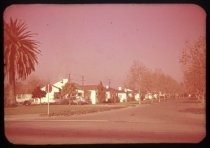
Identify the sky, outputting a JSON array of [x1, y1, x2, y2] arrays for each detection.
[[4, 4, 206, 87]]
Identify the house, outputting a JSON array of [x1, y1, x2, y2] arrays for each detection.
[[41, 79, 68, 103], [134, 91, 141, 101], [40, 78, 100, 105], [126, 89, 141, 101], [116, 87, 141, 103], [17, 77, 144, 105], [105, 86, 118, 102], [83, 85, 98, 104], [117, 87, 127, 103], [16, 93, 33, 104], [16, 85, 33, 104]]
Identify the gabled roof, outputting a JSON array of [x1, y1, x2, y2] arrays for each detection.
[[41, 79, 68, 91], [16, 86, 33, 94], [117, 90, 126, 93], [105, 87, 117, 92]]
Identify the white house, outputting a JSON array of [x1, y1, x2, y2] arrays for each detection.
[[15, 85, 33, 104], [41, 79, 68, 103], [84, 85, 98, 104], [116, 87, 141, 103], [134, 92, 141, 101], [117, 87, 127, 103], [16, 94, 33, 104], [40, 79, 100, 105], [105, 86, 118, 102], [18, 78, 143, 105]]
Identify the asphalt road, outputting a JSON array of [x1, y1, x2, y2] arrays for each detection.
[[4, 99, 205, 144]]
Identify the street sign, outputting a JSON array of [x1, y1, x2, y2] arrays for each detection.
[[46, 84, 52, 92]]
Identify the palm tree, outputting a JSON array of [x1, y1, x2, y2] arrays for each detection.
[[4, 18, 40, 106]]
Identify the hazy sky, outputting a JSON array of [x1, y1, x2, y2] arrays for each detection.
[[4, 4, 206, 87]]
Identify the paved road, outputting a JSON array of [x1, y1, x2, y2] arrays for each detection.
[[5, 99, 205, 144]]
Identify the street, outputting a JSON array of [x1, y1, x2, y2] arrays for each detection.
[[5, 99, 205, 144]]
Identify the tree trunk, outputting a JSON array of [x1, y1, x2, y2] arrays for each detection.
[[6, 60, 17, 107], [69, 94, 71, 106], [7, 81, 17, 107]]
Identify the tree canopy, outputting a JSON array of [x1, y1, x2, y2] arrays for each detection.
[[4, 18, 40, 83], [179, 37, 206, 102], [59, 83, 77, 98], [125, 61, 181, 94], [32, 86, 46, 99], [32, 86, 46, 104]]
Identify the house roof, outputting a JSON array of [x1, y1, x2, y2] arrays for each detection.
[[84, 85, 98, 90], [105, 87, 117, 92], [16, 86, 33, 94], [117, 90, 126, 93]]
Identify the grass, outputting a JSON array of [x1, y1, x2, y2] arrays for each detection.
[[4, 104, 127, 116]]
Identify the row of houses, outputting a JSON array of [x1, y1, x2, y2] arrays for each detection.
[[16, 78, 141, 105]]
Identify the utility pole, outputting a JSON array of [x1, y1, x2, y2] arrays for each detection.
[[138, 73, 141, 104], [81, 75, 85, 87], [108, 79, 111, 88], [68, 74, 71, 83], [81, 75, 85, 98]]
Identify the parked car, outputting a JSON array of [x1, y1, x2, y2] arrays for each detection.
[[23, 100, 32, 106], [22, 99, 38, 106], [69, 97, 80, 105], [144, 93, 153, 100], [71, 97, 91, 105], [188, 94, 197, 100], [84, 98, 92, 104]]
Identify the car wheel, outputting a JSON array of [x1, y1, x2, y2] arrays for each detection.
[[23, 101, 31, 106]]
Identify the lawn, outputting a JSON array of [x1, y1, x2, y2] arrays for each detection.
[[4, 104, 127, 116]]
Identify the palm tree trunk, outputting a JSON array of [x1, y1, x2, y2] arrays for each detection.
[[7, 66, 17, 107], [8, 79, 17, 107]]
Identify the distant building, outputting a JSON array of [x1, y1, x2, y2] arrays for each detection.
[[105, 86, 117, 102], [117, 87, 127, 103], [83, 85, 98, 104], [41, 79, 68, 103], [16, 85, 33, 104], [16, 78, 142, 105], [116, 87, 141, 102]]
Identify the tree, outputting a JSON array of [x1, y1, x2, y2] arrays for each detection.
[[15, 76, 49, 96], [125, 61, 182, 100], [4, 18, 40, 106], [59, 83, 77, 105], [26, 75, 50, 91], [179, 37, 206, 103], [32, 86, 46, 105], [97, 81, 106, 103], [125, 61, 148, 93]]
